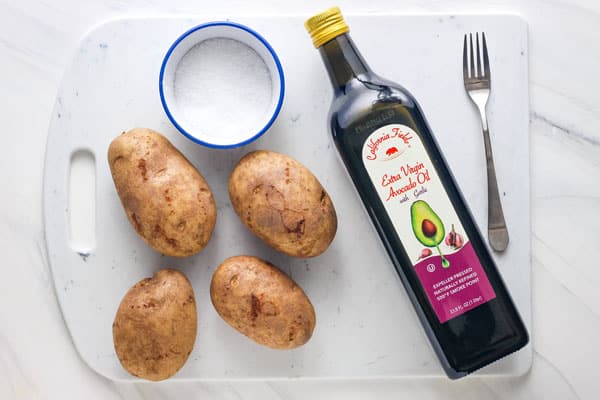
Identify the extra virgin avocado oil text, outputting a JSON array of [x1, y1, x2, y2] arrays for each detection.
[[305, 7, 528, 379]]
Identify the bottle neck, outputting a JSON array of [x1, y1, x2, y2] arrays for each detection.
[[318, 33, 371, 93]]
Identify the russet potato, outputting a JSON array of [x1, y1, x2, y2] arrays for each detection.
[[112, 269, 197, 381], [229, 150, 337, 258], [108, 128, 216, 257], [210, 256, 316, 349]]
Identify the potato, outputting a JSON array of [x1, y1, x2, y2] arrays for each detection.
[[210, 255, 316, 349], [108, 128, 216, 257], [228, 150, 337, 258], [112, 269, 197, 381]]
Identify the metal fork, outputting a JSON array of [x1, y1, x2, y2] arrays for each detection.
[[463, 32, 509, 252]]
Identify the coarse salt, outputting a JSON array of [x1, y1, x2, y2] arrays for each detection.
[[173, 38, 273, 141]]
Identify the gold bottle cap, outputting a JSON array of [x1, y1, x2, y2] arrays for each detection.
[[304, 7, 349, 48]]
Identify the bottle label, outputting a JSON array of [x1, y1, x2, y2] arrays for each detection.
[[362, 124, 496, 323]]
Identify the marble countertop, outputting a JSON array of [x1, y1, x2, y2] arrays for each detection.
[[1, 0, 598, 399]]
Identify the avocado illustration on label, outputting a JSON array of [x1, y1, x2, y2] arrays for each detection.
[[410, 200, 449, 267]]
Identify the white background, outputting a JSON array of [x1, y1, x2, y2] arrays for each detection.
[[1, 0, 599, 399]]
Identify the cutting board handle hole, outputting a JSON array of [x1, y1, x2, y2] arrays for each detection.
[[68, 150, 96, 253]]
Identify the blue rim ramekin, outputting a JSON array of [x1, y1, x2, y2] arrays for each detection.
[[159, 21, 285, 149]]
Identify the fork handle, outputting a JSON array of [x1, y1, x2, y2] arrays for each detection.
[[481, 120, 509, 252]]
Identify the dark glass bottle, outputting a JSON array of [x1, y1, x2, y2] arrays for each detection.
[[305, 8, 528, 379]]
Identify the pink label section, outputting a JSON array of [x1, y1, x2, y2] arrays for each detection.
[[414, 242, 496, 323]]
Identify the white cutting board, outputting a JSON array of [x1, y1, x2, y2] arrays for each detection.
[[43, 14, 531, 381]]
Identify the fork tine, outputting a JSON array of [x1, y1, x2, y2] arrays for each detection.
[[482, 32, 490, 78], [469, 33, 476, 78], [476, 33, 482, 77], [462, 34, 469, 80]]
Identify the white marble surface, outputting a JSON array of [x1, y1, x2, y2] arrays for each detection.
[[0, 0, 598, 399]]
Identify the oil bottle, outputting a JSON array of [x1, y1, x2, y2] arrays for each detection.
[[305, 7, 528, 379]]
